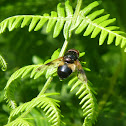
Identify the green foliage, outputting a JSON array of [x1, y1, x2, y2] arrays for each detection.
[[5, 118, 33, 126], [0, 1, 126, 51], [4, 48, 98, 126], [6, 93, 63, 126], [0, 0, 126, 126], [68, 77, 98, 126], [0, 55, 7, 71], [4, 49, 60, 109]]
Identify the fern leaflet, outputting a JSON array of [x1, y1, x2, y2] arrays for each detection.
[[0, 55, 7, 71]]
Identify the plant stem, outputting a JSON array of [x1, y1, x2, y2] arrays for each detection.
[[38, 39, 69, 96], [19, 39, 69, 119], [38, 76, 53, 96], [59, 39, 68, 57]]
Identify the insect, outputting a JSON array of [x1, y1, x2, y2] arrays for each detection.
[[37, 49, 87, 83]]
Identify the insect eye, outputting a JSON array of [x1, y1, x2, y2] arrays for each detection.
[[64, 51, 78, 63]]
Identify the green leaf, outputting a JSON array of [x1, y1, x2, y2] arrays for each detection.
[[75, 20, 89, 34], [34, 65, 48, 79], [46, 11, 57, 33], [34, 14, 49, 31], [63, 1, 73, 39], [81, 1, 100, 16], [124, 48, 126, 52], [5, 118, 33, 126], [51, 48, 60, 60], [21, 16, 32, 28], [29, 16, 40, 32], [0, 55, 7, 71], [0, 19, 8, 33], [87, 9, 104, 21], [99, 30, 108, 45], [115, 35, 122, 46], [121, 38, 126, 48], [65, 1, 73, 17], [99, 18, 116, 27], [11, 16, 24, 31], [53, 3, 65, 38], [45, 67, 57, 79], [91, 14, 110, 38], [107, 33, 116, 45], [8, 17, 16, 31], [83, 23, 95, 36], [79, 52, 85, 57], [21, 66, 35, 78]]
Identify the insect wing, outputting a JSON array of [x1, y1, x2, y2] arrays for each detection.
[[36, 57, 63, 71], [75, 60, 87, 83]]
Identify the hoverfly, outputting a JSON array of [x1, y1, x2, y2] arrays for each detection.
[[37, 49, 87, 83]]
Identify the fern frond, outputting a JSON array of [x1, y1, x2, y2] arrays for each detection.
[[74, 1, 126, 51], [68, 76, 98, 126], [0, 1, 126, 50], [4, 65, 42, 109], [5, 65, 41, 88], [29, 108, 51, 126], [0, 1, 69, 39], [4, 49, 60, 108], [4, 64, 48, 108], [5, 118, 33, 126], [8, 93, 63, 126], [0, 55, 7, 71]]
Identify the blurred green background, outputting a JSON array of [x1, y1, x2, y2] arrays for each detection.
[[0, 0, 126, 126]]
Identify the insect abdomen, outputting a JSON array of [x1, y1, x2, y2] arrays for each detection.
[[57, 64, 72, 79]]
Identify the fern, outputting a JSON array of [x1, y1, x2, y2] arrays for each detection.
[[5, 118, 33, 126], [0, 1, 126, 51], [4, 48, 97, 126], [4, 49, 85, 108], [29, 108, 51, 126], [4, 65, 57, 108], [0, 55, 7, 71], [6, 93, 63, 126], [68, 76, 98, 126], [3, 0, 124, 126], [5, 49, 60, 108]]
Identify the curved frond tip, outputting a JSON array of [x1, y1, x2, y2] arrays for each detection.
[[0, 55, 7, 71], [4, 49, 60, 109], [4, 64, 56, 109]]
